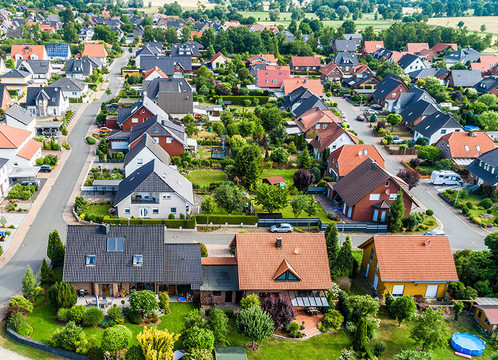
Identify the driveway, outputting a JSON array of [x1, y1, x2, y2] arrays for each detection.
[[0, 52, 132, 305], [333, 97, 487, 250]]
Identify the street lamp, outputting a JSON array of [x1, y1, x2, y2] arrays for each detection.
[[454, 185, 463, 207]]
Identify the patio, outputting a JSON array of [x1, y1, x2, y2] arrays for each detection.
[[295, 309, 324, 337]]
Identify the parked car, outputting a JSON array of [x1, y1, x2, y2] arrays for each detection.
[[425, 229, 445, 236], [371, 104, 383, 110], [430, 170, 464, 186], [270, 223, 294, 233], [356, 115, 364, 121], [99, 127, 112, 134], [392, 139, 404, 144], [39, 165, 52, 173], [106, 103, 118, 111], [21, 180, 40, 191], [366, 109, 377, 115]]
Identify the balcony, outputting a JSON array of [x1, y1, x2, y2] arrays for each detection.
[[131, 194, 159, 204]]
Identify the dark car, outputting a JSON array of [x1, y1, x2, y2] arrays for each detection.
[[21, 180, 40, 191], [106, 103, 118, 111], [39, 165, 52, 173], [371, 104, 383, 110], [356, 115, 364, 121]]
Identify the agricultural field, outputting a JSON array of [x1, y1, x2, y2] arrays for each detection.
[[427, 16, 498, 36]]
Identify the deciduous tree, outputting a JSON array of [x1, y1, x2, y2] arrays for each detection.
[[129, 290, 159, 316], [293, 169, 314, 193], [389, 296, 416, 325], [214, 183, 247, 214], [101, 325, 132, 357], [254, 183, 289, 213], [397, 169, 420, 190], [290, 195, 307, 218], [411, 308, 450, 350], [201, 197, 216, 225], [236, 306, 274, 348], [260, 296, 296, 329], [137, 326, 179, 360]]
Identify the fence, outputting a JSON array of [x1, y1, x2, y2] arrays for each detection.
[[258, 218, 387, 233], [307, 187, 327, 194]]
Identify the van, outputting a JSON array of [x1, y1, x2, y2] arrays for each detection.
[[430, 170, 463, 186], [21, 180, 40, 191]]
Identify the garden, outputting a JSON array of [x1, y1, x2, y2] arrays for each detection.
[[84, 167, 124, 186]]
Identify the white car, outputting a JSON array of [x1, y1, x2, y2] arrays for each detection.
[[270, 223, 294, 233], [424, 230, 445, 236]]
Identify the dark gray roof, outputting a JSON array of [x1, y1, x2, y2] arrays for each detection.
[[466, 148, 498, 186], [293, 95, 327, 117], [400, 101, 439, 126], [334, 39, 358, 52], [65, 58, 93, 77], [26, 86, 64, 107], [12, 18, 24, 27], [444, 47, 481, 63], [373, 74, 405, 100], [45, 14, 62, 23], [448, 70, 482, 87], [394, 87, 437, 111], [17, 59, 51, 75], [372, 48, 392, 61], [283, 86, 313, 109], [62, 225, 166, 283], [333, 52, 359, 67], [1, 69, 30, 78], [145, 77, 192, 99], [6, 28, 22, 39], [117, 96, 168, 126], [129, 116, 186, 145], [123, 133, 171, 167], [474, 76, 498, 94], [49, 77, 87, 92], [280, 30, 296, 42], [136, 44, 162, 58], [408, 67, 448, 79], [139, 55, 192, 75], [413, 112, 462, 138], [164, 244, 202, 288], [343, 33, 362, 44], [397, 54, 421, 70], [0, 84, 9, 108], [347, 73, 378, 88], [5, 105, 36, 125], [170, 41, 202, 57], [0, 158, 8, 169], [200, 265, 239, 291]]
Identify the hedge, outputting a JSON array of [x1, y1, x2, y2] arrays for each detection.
[[86, 137, 96, 145], [102, 216, 196, 228], [213, 96, 269, 105], [194, 214, 258, 225], [69, 97, 83, 103]]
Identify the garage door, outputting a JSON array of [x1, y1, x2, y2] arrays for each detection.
[[425, 285, 439, 298]]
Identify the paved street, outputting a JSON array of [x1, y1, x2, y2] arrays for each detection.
[[0, 53, 131, 304], [334, 97, 487, 250]]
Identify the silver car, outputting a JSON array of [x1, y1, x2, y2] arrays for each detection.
[[424, 230, 445, 236], [270, 223, 294, 233]]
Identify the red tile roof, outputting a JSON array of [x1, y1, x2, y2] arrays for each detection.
[[264, 176, 285, 185], [17, 139, 41, 160], [294, 107, 342, 133], [359, 235, 459, 282], [210, 51, 230, 63], [143, 66, 168, 80], [350, 64, 372, 75], [431, 43, 458, 53], [363, 41, 384, 53], [470, 56, 498, 72], [310, 125, 359, 153], [10, 45, 47, 60], [390, 51, 408, 63], [477, 306, 498, 324], [290, 56, 321, 67], [0, 124, 31, 149], [248, 54, 276, 64], [257, 66, 291, 88], [201, 257, 237, 265], [82, 44, 107, 58], [320, 62, 344, 77], [328, 145, 385, 177], [231, 233, 333, 291], [404, 43, 429, 54], [282, 78, 323, 96], [437, 131, 495, 158]]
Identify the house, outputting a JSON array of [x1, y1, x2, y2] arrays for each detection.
[[358, 235, 458, 298], [413, 112, 463, 145], [347, 73, 379, 95], [333, 52, 359, 73], [446, 70, 482, 88], [397, 54, 426, 74], [281, 78, 322, 97], [289, 56, 321, 72], [435, 131, 495, 166], [407, 67, 448, 82], [62, 224, 202, 297], [292, 95, 328, 118], [4, 105, 36, 133], [388, 51, 408, 63], [333, 39, 358, 53], [65, 57, 97, 80], [123, 134, 171, 176], [431, 43, 458, 53], [326, 144, 385, 180], [0, 158, 10, 199], [473, 298, 498, 335], [10, 44, 48, 62], [48, 77, 89, 100], [17, 60, 52, 83], [256, 66, 291, 89], [373, 74, 409, 112], [417, 49, 438, 62], [247, 54, 276, 66], [25, 86, 69, 117], [320, 62, 344, 82], [294, 107, 342, 136], [227, 233, 332, 307], [45, 43, 71, 61], [139, 55, 192, 76], [115, 96, 169, 131], [199, 256, 239, 305], [474, 76, 498, 96], [283, 87, 315, 111], [329, 158, 416, 222], [0, 124, 42, 167], [115, 159, 194, 219], [142, 66, 168, 90], [343, 33, 362, 45], [0, 84, 12, 110], [78, 27, 95, 42], [210, 52, 231, 68], [466, 148, 498, 189], [444, 47, 481, 66], [392, 87, 437, 115], [310, 125, 359, 158], [400, 100, 439, 129], [145, 77, 194, 117], [362, 41, 384, 54], [372, 48, 393, 61], [170, 41, 202, 57], [280, 30, 296, 43], [470, 55, 498, 72], [0, 69, 33, 93], [404, 43, 429, 54], [82, 44, 107, 63], [134, 43, 162, 68], [489, 63, 498, 76]]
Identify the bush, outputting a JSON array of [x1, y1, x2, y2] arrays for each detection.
[[129, 290, 158, 316], [286, 321, 302, 338], [57, 308, 70, 323], [183, 326, 215, 351], [127, 310, 142, 325], [159, 292, 170, 313], [68, 305, 86, 323], [373, 341, 387, 357], [9, 296, 33, 314], [402, 212, 424, 231], [223, 308, 234, 318], [194, 214, 258, 225], [107, 306, 121, 321], [86, 137, 96, 145], [200, 243, 208, 257], [426, 209, 434, 216], [318, 309, 344, 333], [9, 312, 33, 337], [479, 198, 493, 209], [125, 345, 145, 360], [48, 282, 77, 310], [83, 307, 105, 327], [240, 294, 260, 309]]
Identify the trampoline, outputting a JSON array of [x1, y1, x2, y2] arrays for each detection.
[[178, 297, 187, 303], [451, 333, 486, 356]]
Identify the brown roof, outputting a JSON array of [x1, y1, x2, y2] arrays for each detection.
[[282, 78, 323, 96], [405, 43, 429, 54], [82, 44, 107, 58], [328, 144, 385, 177], [437, 131, 495, 159], [231, 233, 333, 291], [290, 56, 321, 67], [294, 107, 342, 133], [320, 62, 344, 77], [248, 54, 275, 64], [431, 43, 458, 53], [359, 235, 459, 282], [310, 125, 359, 153], [264, 176, 285, 185], [17, 139, 41, 160], [363, 41, 384, 53], [201, 257, 237, 265], [333, 157, 410, 207], [476, 306, 498, 324], [0, 124, 31, 149], [470, 56, 498, 72]]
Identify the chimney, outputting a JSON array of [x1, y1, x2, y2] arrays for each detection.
[[371, 161, 376, 170], [424, 239, 431, 247], [102, 224, 110, 234], [275, 237, 282, 248]]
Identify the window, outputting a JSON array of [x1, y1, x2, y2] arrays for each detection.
[[476, 145, 481, 152], [132, 118, 138, 123], [392, 285, 405, 296], [275, 270, 300, 281], [107, 237, 125, 252], [162, 193, 171, 200], [376, 263, 379, 270], [213, 291, 222, 296], [124, 208, 130, 214], [137, 158, 143, 165], [464, 145, 469, 152], [170, 207, 177, 213], [369, 248, 374, 261], [133, 255, 143, 266], [166, 137, 172, 144], [392, 92, 396, 98], [152, 208, 159, 214], [385, 181, 390, 187], [440, 141, 444, 148], [441, 129, 446, 134], [369, 193, 381, 201], [141, 109, 145, 114], [272, 79, 277, 83], [389, 193, 398, 200], [153, 137, 159, 143], [86, 255, 96, 266], [363, 149, 368, 155]]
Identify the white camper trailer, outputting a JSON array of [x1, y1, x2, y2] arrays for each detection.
[[430, 170, 463, 186]]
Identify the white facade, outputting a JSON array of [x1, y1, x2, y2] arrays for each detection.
[[116, 191, 191, 219], [0, 163, 9, 198], [313, 132, 357, 158], [5, 114, 36, 134], [414, 127, 462, 145], [125, 147, 163, 176], [403, 58, 427, 73], [0, 144, 41, 168]]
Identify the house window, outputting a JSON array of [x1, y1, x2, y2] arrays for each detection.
[[124, 208, 130, 214], [162, 193, 171, 200], [133, 255, 143, 266], [369, 194, 380, 201], [385, 181, 390, 187], [275, 270, 300, 281], [464, 145, 469, 152], [132, 118, 138, 123], [141, 109, 145, 114], [137, 158, 143, 165], [153, 137, 159, 143], [363, 149, 368, 155], [166, 137, 172, 144], [152, 208, 159, 214], [213, 291, 222, 296], [171, 207, 177, 213], [476, 145, 481, 152], [369, 248, 374, 261], [376, 263, 379, 270], [392, 285, 405, 296], [86, 255, 96, 266], [440, 141, 444, 148], [389, 193, 398, 200], [107, 237, 125, 252], [315, 124, 320, 129], [392, 92, 396, 98], [272, 79, 277, 83], [441, 129, 446, 134]]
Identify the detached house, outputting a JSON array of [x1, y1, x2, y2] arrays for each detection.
[[333, 39, 358, 53], [431, 43, 457, 53], [65, 57, 97, 80], [294, 107, 342, 136], [49, 77, 89, 100], [397, 54, 426, 74], [446, 70, 482, 88], [0, 69, 32, 93], [404, 43, 429, 54], [115, 159, 194, 219], [289, 56, 321, 72], [333, 52, 359, 73], [329, 158, 416, 222], [413, 112, 462, 145], [445, 47, 481, 66], [466, 148, 498, 189], [0, 124, 41, 168], [5, 105, 36, 133], [358, 235, 458, 298], [373, 74, 409, 112], [400, 100, 439, 129], [256, 66, 291, 89], [45, 43, 71, 61], [474, 76, 498, 96], [145, 77, 194, 116], [310, 125, 359, 158], [326, 144, 385, 180], [123, 133, 171, 176], [473, 298, 498, 335], [82, 44, 108, 63], [210, 52, 231, 68], [134, 43, 162, 68], [362, 41, 384, 54], [25, 86, 69, 117], [281, 78, 322, 97], [114, 96, 169, 131], [10, 44, 48, 62], [435, 131, 495, 166], [17, 59, 52, 83], [320, 62, 344, 82], [142, 66, 168, 90]]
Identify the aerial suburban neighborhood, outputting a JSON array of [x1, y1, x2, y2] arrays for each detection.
[[0, 0, 497, 360]]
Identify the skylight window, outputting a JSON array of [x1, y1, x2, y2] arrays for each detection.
[[86, 255, 96, 266], [107, 237, 125, 252], [133, 255, 143, 266]]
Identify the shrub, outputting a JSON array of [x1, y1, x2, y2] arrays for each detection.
[[129, 290, 158, 316], [69, 305, 86, 323], [466, 201, 474, 210], [286, 321, 302, 338], [318, 309, 344, 333], [83, 307, 104, 327], [223, 308, 234, 318], [336, 277, 351, 292], [200, 243, 208, 257], [125, 345, 145, 360], [402, 212, 424, 231], [49, 321, 96, 354], [240, 294, 260, 309], [107, 306, 121, 321], [183, 326, 215, 351], [479, 198, 493, 209], [373, 341, 387, 357], [57, 308, 70, 323], [9, 296, 33, 314], [462, 206, 469, 215], [86, 137, 96, 145], [128, 310, 142, 325], [261, 296, 296, 329], [426, 209, 434, 216], [48, 282, 77, 310], [159, 292, 171, 313]]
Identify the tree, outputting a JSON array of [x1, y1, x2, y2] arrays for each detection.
[[254, 183, 289, 213], [417, 146, 442, 162], [335, 236, 354, 278], [101, 325, 132, 357], [457, 21, 465, 28], [183, 326, 215, 351], [485, 232, 498, 258], [236, 306, 274, 349], [411, 308, 450, 350], [318, 309, 344, 332], [6, 58, 15, 69], [325, 223, 340, 275], [297, 148, 312, 169], [390, 296, 416, 325], [260, 106, 282, 132], [207, 308, 229, 345], [22, 265, 38, 301], [347, 295, 380, 323], [386, 192, 404, 232], [386, 114, 402, 131], [47, 230, 65, 266], [393, 350, 434, 360], [376, 61, 404, 79], [214, 183, 246, 214], [137, 327, 179, 360], [352, 317, 368, 352], [49, 321, 96, 354], [270, 147, 289, 164], [234, 145, 262, 190], [63, 22, 78, 43], [129, 290, 159, 316], [304, 196, 318, 228], [201, 197, 216, 225], [240, 294, 260, 309], [48, 282, 77, 310], [453, 301, 464, 320], [269, 9, 280, 21], [397, 169, 420, 190], [290, 195, 307, 218], [341, 20, 356, 34], [479, 111, 498, 131], [40, 258, 57, 286], [260, 296, 296, 329], [336, 5, 350, 20], [293, 169, 314, 193]]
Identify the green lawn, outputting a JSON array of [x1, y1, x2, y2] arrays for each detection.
[[262, 168, 297, 185], [188, 169, 227, 187], [85, 204, 111, 217]]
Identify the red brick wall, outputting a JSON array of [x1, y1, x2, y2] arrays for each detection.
[[121, 107, 154, 131], [380, 84, 408, 107], [105, 118, 119, 129], [129, 135, 185, 157], [490, 88, 498, 97]]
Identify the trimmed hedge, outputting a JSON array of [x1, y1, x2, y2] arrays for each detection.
[[194, 214, 258, 225], [86, 137, 96, 145], [213, 95, 269, 105], [102, 216, 196, 228]]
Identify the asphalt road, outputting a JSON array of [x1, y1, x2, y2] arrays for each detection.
[[334, 97, 487, 250], [0, 53, 131, 304]]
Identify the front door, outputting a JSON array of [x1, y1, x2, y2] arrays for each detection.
[[372, 209, 379, 222], [140, 207, 149, 218], [373, 274, 379, 292], [380, 211, 387, 222], [168, 285, 176, 295], [225, 291, 233, 303], [425, 285, 439, 298], [99, 284, 113, 297]]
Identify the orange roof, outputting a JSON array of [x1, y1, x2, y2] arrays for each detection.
[[40, 24, 55, 33], [210, 51, 230, 63], [470, 56, 498, 72], [231, 233, 333, 291], [328, 145, 385, 177], [363, 41, 384, 53], [405, 43, 429, 54], [248, 54, 276, 64], [257, 66, 291, 88], [437, 131, 495, 158], [0, 124, 32, 149], [310, 125, 359, 153], [82, 44, 107, 58], [264, 176, 285, 184], [17, 139, 42, 160], [294, 107, 342, 133], [390, 51, 408, 63], [10, 45, 47, 60], [431, 43, 458, 53], [144, 66, 168, 80], [320, 62, 343, 77], [282, 78, 323, 96], [359, 235, 459, 282], [201, 257, 237, 265], [191, 30, 203, 38], [351, 64, 372, 75], [290, 56, 321, 67]]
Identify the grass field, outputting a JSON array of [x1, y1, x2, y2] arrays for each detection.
[[188, 169, 226, 186], [427, 16, 498, 36], [262, 168, 297, 184], [85, 204, 111, 217]]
